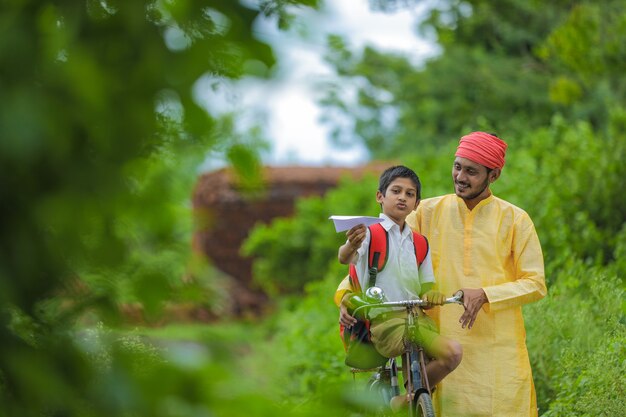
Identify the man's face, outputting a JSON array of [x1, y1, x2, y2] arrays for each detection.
[[376, 177, 419, 225], [452, 157, 492, 202]]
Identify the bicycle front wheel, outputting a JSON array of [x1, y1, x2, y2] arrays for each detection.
[[414, 392, 434, 417]]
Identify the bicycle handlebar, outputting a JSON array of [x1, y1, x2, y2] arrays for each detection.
[[351, 290, 464, 317]]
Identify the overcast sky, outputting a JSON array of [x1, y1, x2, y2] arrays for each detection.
[[200, 2, 438, 170]]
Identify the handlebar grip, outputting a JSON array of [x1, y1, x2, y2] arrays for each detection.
[[443, 290, 464, 304]]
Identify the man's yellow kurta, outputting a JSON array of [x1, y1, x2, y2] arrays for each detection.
[[408, 194, 546, 416]]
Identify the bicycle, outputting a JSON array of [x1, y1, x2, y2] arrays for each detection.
[[349, 286, 464, 417]]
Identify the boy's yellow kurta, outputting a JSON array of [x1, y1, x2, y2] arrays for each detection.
[[335, 194, 547, 416], [409, 194, 546, 416]]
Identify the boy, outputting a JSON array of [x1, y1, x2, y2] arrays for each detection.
[[337, 165, 462, 408]]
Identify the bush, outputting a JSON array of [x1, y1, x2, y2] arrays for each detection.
[[503, 114, 626, 278], [246, 263, 352, 398], [524, 261, 625, 416]]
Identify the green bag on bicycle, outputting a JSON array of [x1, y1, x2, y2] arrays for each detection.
[[343, 312, 388, 369]]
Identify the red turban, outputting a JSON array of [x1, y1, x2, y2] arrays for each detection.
[[455, 132, 507, 169]]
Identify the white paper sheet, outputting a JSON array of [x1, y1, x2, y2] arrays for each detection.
[[328, 215, 383, 233]]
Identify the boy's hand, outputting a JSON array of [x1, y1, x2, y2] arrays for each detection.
[[346, 224, 366, 250], [338, 224, 367, 264], [339, 293, 358, 328], [422, 290, 445, 306]]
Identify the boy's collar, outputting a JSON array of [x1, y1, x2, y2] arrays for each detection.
[[378, 213, 411, 236], [378, 213, 393, 230]]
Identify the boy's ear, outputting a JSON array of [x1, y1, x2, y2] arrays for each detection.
[[413, 199, 421, 210], [376, 190, 384, 203]]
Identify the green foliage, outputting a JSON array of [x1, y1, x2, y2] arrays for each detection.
[[322, 41, 555, 156], [497, 113, 626, 277], [537, 2, 626, 81], [536, 1, 626, 129], [56, 322, 300, 417], [237, 263, 367, 413], [524, 262, 625, 416], [0, 0, 319, 416], [423, 0, 570, 54], [252, 268, 350, 394]]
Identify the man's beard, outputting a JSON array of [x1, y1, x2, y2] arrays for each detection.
[[455, 177, 489, 201]]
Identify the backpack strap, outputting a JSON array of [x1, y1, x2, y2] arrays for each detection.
[[412, 231, 429, 266], [348, 264, 362, 293], [368, 223, 389, 273]]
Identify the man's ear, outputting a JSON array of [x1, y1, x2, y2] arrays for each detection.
[[489, 168, 502, 183]]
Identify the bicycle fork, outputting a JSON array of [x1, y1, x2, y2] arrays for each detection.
[[389, 358, 400, 398]]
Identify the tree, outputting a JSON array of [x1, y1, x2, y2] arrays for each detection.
[[319, 0, 626, 157]]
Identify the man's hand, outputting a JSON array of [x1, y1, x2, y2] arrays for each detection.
[[459, 288, 488, 329], [339, 294, 358, 328], [422, 290, 445, 307]]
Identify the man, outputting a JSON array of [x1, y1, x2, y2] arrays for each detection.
[[337, 132, 547, 416]]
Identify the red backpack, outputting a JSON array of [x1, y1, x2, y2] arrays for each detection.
[[341, 223, 429, 368]]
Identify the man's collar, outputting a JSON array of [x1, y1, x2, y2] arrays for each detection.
[[455, 193, 495, 211]]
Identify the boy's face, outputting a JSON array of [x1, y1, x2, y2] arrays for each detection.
[[376, 177, 420, 225]]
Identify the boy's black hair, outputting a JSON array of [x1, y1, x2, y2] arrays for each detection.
[[378, 165, 421, 199]]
